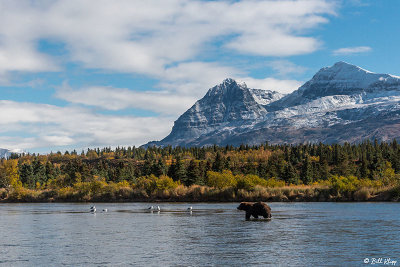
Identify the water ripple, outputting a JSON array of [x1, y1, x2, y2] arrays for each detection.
[[0, 202, 398, 266]]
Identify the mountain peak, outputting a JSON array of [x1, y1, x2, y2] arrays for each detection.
[[151, 78, 284, 146], [263, 61, 400, 111], [146, 62, 400, 147], [327, 61, 400, 79], [222, 78, 237, 85], [220, 77, 247, 88], [206, 78, 247, 97], [309, 61, 400, 90], [315, 61, 372, 79], [332, 61, 359, 68], [331, 61, 370, 73]]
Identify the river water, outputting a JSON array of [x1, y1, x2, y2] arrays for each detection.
[[0, 202, 399, 266]]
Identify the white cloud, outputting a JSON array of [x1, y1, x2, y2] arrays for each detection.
[[267, 60, 308, 77], [0, 44, 59, 73], [159, 62, 242, 98], [0, 0, 336, 77], [346, 0, 371, 7], [55, 60, 302, 116], [0, 0, 335, 151], [333, 46, 372, 55], [54, 61, 241, 115], [55, 83, 197, 115], [239, 77, 302, 94], [0, 100, 173, 150], [227, 34, 321, 57]]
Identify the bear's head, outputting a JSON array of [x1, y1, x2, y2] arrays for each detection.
[[237, 202, 253, 211]]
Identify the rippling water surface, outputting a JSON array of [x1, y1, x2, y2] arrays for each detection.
[[0, 202, 399, 266]]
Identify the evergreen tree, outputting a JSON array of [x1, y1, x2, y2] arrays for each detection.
[[142, 158, 153, 176], [257, 160, 268, 179], [32, 159, 46, 185], [359, 153, 370, 178], [300, 156, 313, 184], [45, 161, 56, 181], [284, 162, 299, 185], [319, 158, 330, 180], [212, 152, 225, 172], [169, 156, 187, 182], [20, 163, 35, 188], [152, 159, 167, 177], [186, 160, 201, 186]]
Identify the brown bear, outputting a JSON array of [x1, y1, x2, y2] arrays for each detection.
[[237, 201, 272, 220]]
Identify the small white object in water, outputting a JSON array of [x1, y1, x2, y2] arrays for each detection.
[[187, 207, 193, 211], [156, 206, 161, 211], [90, 206, 96, 213], [148, 206, 154, 210], [102, 209, 108, 212]]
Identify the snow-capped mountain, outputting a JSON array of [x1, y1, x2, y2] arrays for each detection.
[[269, 61, 400, 109], [153, 78, 284, 145], [147, 62, 400, 147], [0, 148, 23, 159]]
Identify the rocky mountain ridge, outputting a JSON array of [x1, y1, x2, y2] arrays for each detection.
[[147, 62, 400, 147]]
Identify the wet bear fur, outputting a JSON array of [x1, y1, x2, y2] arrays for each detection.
[[237, 202, 272, 220]]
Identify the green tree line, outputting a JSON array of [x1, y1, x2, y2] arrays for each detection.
[[1, 139, 400, 191]]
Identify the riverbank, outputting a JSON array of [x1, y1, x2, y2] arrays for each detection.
[[1, 184, 399, 203]]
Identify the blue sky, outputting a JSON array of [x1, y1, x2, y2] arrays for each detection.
[[0, 0, 399, 153]]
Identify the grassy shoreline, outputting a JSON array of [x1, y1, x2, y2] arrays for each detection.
[[1, 184, 399, 203]]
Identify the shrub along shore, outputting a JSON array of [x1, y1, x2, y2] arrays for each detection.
[[1, 141, 400, 202], [1, 179, 399, 203]]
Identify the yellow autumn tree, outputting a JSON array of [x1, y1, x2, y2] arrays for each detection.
[[156, 175, 179, 190], [207, 170, 237, 189], [0, 159, 22, 189], [382, 161, 399, 185], [236, 174, 268, 190]]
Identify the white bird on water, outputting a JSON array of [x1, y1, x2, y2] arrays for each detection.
[[148, 206, 154, 211], [187, 207, 193, 211], [156, 206, 161, 211], [102, 209, 108, 212], [90, 206, 96, 213]]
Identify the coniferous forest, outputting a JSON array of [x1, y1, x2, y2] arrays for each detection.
[[1, 140, 400, 202]]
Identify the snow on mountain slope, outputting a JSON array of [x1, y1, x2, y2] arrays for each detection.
[[250, 89, 285, 105], [270, 61, 400, 109], [146, 62, 400, 147], [153, 78, 283, 145], [0, 148, 23, 159]]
